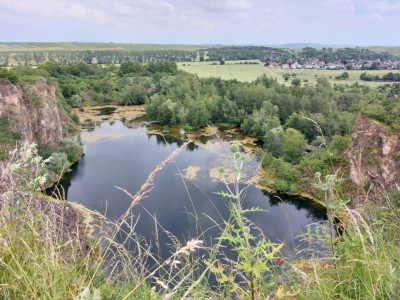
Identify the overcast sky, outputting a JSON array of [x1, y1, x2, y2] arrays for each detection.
[[0, 0, 398, 46]]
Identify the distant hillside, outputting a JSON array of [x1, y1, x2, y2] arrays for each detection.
[[0, 42, 209, 52], [366, 46, 400, 56], [267, 43, 355, 49], [1, 43, 399, 67]]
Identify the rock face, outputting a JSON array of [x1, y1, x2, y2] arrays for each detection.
[[0, 78, 72, 147], [346, 116, 400, 203]]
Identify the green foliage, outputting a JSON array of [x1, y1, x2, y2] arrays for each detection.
[[384, 189, 400, 208], [299, 177, 400, 300], [0, 68, 19, 84], [147, 61, 178, 74], [360, 72, 381, 81], [335, 71, 349, 80], [67, 94, 83, 108], [0, 117, 21, 160], [210, 146, 287, 299], [281, 128, 307, 164], [329, 135, 351, 153], [71, 114, 80, 125], [120, 85, 148, 105], [59, 138, 83, 163], [118, 60, 144, 76], [10, 66, 50, 83], [291, 77, 301, 87], [284, 112, 317, 142], [262, 152, 300, 192], [0, 221, 91, 299], [47, 152, 71, 175], [241, 100, 280, 139]]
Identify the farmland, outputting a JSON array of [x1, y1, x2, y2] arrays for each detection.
[[178, 60, 391, 87], [0, 42, 210, 52]]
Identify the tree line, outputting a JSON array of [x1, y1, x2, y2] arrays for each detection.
[[1, 46, 399, 67], [360, 72, 400, 82]]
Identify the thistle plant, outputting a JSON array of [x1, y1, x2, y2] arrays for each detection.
[[313, 171, 347, 256], [207, 144, 287, 300]]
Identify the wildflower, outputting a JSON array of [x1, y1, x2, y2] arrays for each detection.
[[322, 263, 330, 269], [276, 257, 284, 265], [302, 266, 308, 273], [230, 144, 239, 153]]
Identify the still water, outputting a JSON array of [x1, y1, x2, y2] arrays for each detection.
[[53, 120, 326, 257]]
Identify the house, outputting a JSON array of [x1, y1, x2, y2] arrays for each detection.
[[268, 62, 281, 68], [291, 62, 302, 69]]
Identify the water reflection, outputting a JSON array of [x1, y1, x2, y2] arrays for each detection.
[[49, 120, 326, 259]]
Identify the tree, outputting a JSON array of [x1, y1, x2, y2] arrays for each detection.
[[291, 78, 301, 87], [120, 85, 147, 105], [281, 128, 306, 164], [335, 72, 349, 80], [118, 61, 144, 76], [341, 72, 349, 79], [241, 100, 280, 139], [284, 112, 317, 142], [67, 95, 83, 108]]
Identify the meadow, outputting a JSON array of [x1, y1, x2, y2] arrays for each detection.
[[178, 60, 391, 87]]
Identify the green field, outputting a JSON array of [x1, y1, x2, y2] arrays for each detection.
[[0, 42, 210, 52], [178, 61, 391, 87]]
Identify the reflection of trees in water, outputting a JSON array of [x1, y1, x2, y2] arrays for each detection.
[[95, 107, 117, 116], [146, 133, 199, 151], [186, 142, 199, 152], [263, 190, 327, 221]]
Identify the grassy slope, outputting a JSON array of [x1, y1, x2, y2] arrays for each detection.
[[366, 46, 400, 56], [178, 60, 390, 86]]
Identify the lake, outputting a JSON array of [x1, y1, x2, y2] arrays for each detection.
[[51, 118, 326, 259]]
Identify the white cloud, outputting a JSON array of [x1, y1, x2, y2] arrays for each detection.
[[0, 0, 398, 44], [364, 0, 400, 12], [62, 3, 114, 24], [189, 0, 252, 12]]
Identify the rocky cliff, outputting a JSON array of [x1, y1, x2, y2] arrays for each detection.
[[0, 78, 73, 147], [346, 116, 400, 203]]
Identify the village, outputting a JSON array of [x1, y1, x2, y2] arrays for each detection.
[[267, 58, 400, 70]]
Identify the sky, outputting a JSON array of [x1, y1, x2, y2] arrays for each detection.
[[0, 0, 399, 46]]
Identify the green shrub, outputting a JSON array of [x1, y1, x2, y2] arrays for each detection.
[[47, 152, 71, 175], [0, 68, 18, 84], [59, 138, 83, 163], [67, 94, 83, 108], [0, 117, 21, 160]]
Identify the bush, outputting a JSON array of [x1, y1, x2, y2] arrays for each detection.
[[47, 152, 71, 175], [67, 94, 83, 108], [0, 68, 19, 84], [59, 138, 83, 163], [120, 85, 147, 105]]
